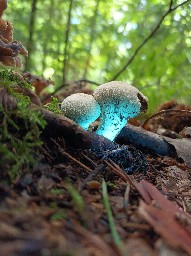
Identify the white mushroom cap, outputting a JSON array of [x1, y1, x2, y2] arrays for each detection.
[[61, 93, 101, 130], [93, 81, 148, 116], [93, 81, 148, 141]]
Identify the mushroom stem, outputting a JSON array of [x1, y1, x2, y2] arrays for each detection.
[[93, 81, 148, 141], [96, 102, 131, 141]]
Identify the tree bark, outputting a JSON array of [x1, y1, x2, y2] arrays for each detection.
[[41, 107, 116, 152], [116, 124, 175, 156], [41, 0, 54, 73], [25, 0, 38, 71], [83, 0, 100, 78], [62, 0, 74, 83]]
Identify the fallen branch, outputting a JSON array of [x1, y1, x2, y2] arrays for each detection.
[[116, 124, 175, 156], [116, 124, 191, 167], [40, 107, 116, 152]]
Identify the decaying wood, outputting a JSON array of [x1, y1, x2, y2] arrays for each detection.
[[117, 125, 191, 167], [40, 107, 116, 152], [116, 124, 175, 156]]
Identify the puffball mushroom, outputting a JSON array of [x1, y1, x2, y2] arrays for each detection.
[[61, 93, 101, 130], [93, 81, 148, 141]]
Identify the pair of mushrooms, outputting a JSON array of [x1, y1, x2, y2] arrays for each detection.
[[61, 81, 148, 141]]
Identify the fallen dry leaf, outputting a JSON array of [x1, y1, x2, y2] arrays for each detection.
[[134, 180, 191, 254], [139, 201, 191, 254], [124, 238, 155, 256], [156, 239, 188, 256], [164, 137, 191, 167]]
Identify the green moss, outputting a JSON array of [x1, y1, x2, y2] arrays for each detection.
[[0, 69, 32, 89], [67, 184, 84, 213], [45, 96, 62, 114], [50, 211, 66, 221], [0, 69, 46, 181]]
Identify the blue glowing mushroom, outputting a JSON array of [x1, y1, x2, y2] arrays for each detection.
[[61, 93, 101, 130], [93, 81, 148, 141]]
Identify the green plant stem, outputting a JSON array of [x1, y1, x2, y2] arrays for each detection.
[[102, 179, 123, 250], [67, 184, 84, 214]]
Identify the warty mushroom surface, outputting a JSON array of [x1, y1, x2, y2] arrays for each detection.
[[61, 93, 101, 130], [93, 81, 148, 141]]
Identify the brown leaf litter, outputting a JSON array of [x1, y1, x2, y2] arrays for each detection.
[[1, 84, 191, 255]]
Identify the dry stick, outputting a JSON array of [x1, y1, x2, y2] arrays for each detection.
[[111, 0, 190, 80], [142, 109, 191, 129], [123, 222, 150, 231], [79, 164, 105, 192], [124, 183, 131, 210], [107, 159, 137, 188], [81, 153, 97, 168], [51, 138, 93, 173], [104, 160, 129, 183], [41, 103, 175, 157], [116, 123, 175, 156]]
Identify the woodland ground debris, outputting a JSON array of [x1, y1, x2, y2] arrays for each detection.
[[0, 73, 191, 255], [0, 1, 191, 255]]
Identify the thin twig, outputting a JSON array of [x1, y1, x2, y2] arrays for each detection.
[[111, 0, 190, 80], [171, 0, 190, 11], [81, 153, 98, 168], [103, 160, 128, 182], [79, 164, 105, 192], [51, 139, 93, 173], [142, 109, 191, 129], [106, 159, 138, 188], [124, 183, 131, 210], [123, 222, 150, 230]]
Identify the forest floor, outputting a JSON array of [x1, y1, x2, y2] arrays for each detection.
[[0, 82, 191, 256], [1, 0, 191, 254]]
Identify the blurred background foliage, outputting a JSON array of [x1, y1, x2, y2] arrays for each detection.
[[4, 0, 191, 113]]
